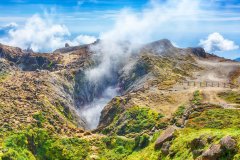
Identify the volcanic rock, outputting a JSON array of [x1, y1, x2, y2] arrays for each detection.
[[155, 126, 177, 149]]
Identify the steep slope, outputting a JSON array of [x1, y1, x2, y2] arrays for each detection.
[[97, 40, 240, 135]]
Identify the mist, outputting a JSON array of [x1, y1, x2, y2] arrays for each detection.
[[86, 0, 202, 82], [78, 86, 119, 130]]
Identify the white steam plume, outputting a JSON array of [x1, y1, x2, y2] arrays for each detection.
[[86, 0, 202, 83], [79, 86, 119, 129], [81, 0, 204, 129]]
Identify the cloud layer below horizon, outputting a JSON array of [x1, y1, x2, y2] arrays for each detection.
[[0, 14, 97, 52]]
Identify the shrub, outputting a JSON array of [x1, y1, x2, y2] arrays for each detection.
[[134, 134, 150, 149]]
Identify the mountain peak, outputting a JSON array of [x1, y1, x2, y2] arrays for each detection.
[[141, 39, 176, 56], [145, 39, 174, 49]]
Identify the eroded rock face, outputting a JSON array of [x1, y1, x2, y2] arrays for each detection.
[[202, 144, 222, 160], [155, 126, 177, 149]]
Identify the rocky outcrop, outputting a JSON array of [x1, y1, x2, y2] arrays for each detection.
[[141, 39, 180, 56], [155, 126, 177, 149], [0, 43, 23, 62], [161, 141, 171, 155], [189, 47, 207, 58], [201, 135, 237, 160], [65, 43, 70, 48], [54, 45, 89, 54], [202, 144, 222, 160], [220, 136, 237, 151]]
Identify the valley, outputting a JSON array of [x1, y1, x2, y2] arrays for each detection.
[[0, 40, 240, 160]]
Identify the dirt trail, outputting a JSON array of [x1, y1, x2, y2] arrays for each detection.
[[167, 59, 240, 109]]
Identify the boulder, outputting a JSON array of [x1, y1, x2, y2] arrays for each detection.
[[161, 141, 171, 155], [155, 126, 177, 149], [190, 47, 207, 58], [65, 43, 70, 47], [192, 149, 204, 158], [190, 137, 206, 150], [202, 144, 222, 160], [220, 135, 237, 151]]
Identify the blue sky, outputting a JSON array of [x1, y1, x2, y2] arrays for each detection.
[[0, 0, 239, 59]]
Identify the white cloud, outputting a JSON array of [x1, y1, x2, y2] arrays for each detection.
[[0, 23, 18, 37], [0, 14, 70, 52], [199, 32, 239, 52], [68, 35, 97, 46], [0, 14, 97, 52]]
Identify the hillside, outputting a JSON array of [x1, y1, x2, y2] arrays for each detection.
[[0, 40, 240, 160]]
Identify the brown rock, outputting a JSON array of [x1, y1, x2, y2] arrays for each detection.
[[202, 144, 222, 160], [161, 141, 171, 155], [65, 43, 70, 47], [190, 137, 206, 150], [26, 117, 32, 123], [192, 149, 204, 158], [220, 136, 237, 151], [155, 126, 177, 149]]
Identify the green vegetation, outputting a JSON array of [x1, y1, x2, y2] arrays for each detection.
[[47, 61, 53, 68], [187, 108, 240, 129], [173, 105, 186, 118], [55, 101, 74, 121], [191, 90, 202, 105], [99, 136, 135, 160], [218, 91, 240, 104], [134, 134, 150, 150], [0, 127, 139, 160], [127, 132, 162, 160], [165, 128, 240, 160], [32, 111, 47, 128], [0, 128, 90, 160], [171, 105, 186, 127], [0, 72, 8, 82], [102, 106, 166, 136]]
